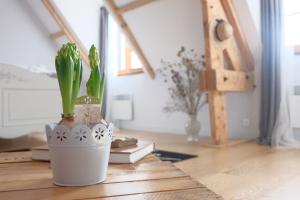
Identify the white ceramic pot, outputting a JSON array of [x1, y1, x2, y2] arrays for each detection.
[[45, 123, 113, 186]]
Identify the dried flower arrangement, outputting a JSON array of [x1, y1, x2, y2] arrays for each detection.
[[159, 47, 208, 116]]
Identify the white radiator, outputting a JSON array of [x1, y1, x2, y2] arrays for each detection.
[[111, 94, 133, 121]]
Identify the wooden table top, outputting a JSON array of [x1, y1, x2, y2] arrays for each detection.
[[0, 151, 222, 200]]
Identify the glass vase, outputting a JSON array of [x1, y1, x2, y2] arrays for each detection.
[[185, 114, 201, 142]]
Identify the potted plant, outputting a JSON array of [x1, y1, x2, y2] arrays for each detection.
[[159, 47, 207, 142], [45, 43, 113, 186]]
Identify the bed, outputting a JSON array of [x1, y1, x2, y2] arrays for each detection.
[[0, 64, 61, 139]]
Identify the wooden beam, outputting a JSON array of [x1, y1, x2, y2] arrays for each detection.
[[201, 0, 257, 145], [50, 31, 65, 40], [42, 0, 89, 66], [201, 0, 229, 145], [208, 91, 228, 145], [200, 69, 254, 92], [105, 0, 155, 79], [220, 0, 255, 72], [117, 0, 156, 14], [118, 68, 144, 76]]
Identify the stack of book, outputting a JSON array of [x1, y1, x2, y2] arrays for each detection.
[[32, 140, 154, 164]]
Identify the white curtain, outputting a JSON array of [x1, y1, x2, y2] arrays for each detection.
[[261, 0, 300, 149], [271, 1, 300, 148], [271, 46, 300, 148]]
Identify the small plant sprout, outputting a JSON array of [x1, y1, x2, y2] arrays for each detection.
[[86, 45, 105, 110], [55, 42, 83, 122]]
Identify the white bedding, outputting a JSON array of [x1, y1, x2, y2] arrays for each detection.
[[0, 63, 61, 139], [14, 63, 57, 78]]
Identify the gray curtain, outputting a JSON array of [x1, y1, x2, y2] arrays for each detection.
[[258, 0, 283, 145], [99, 6, 108, 117]]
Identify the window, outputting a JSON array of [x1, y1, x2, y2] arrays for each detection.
[[108, 16, 144, 76], [284, 0, 300, 53], [117, 34, 144, 76]]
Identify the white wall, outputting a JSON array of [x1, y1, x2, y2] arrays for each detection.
[[0, 0, 57, 72], [106, 0, 262, 139], [52, 0, 103, 53], [0, 0, 104, 88], [246, 0, 261, 31], [0, 0, 261, 138], [107, 0, 207, 134], [0, 0, 102, 77], [51, 0, 104, 94]]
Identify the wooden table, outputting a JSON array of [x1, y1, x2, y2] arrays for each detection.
[[0, 151, 222, 200]]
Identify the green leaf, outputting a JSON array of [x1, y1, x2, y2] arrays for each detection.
[[88, 44, 100, 70], [86, 44, 105, 111], [99, 73, 105, 105], [55, 42, 82, 116]]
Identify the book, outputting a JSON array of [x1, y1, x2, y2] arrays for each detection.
[[109, 141, 154, 163], [31, 145, 49, 161], [31, 141, 155, 164]]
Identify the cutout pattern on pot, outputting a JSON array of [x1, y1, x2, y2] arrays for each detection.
[[52, 125, 70, 145], [57, 130, 67, 141], [94, 124, 107, 141], [70, 125, 93, 145], [46, 123, 113, 146], [74, 126, 88, 141], [92, 124, 112, 145], [108, 123, 113, 140]]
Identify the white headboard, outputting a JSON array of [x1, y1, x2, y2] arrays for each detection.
[[0, 64, 61, 139]]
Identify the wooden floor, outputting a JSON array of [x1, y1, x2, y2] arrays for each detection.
[[119, 130, 300, 200]]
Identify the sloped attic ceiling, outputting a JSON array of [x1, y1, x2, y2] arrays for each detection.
[[25, 0, 69, 51], [25, 0, 103, 82], [24, 0, 260, 80], [106, 0, 260, 78]]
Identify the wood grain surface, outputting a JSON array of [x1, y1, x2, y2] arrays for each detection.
[[0, 153, 221, 200], [117, 130, 300, 200]]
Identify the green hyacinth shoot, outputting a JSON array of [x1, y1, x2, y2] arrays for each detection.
[[55, 42, 82, 117], [86, 45, 105, 106]]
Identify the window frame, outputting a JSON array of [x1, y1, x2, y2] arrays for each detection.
[[117, 42, 144, 76]]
